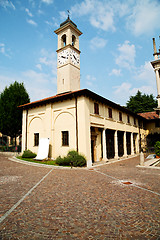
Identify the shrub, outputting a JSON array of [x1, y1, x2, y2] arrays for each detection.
[[55, 156, 71, 166], [67, 150, 86, 167], [154, 141, 160, 156], [55, 150, 86, 167], [22, 150, 37, 158]]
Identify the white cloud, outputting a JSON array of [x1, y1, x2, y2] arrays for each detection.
[[116, 40, 136, 69], [109, 69, 121, 76], [71, 0, 116, 31], [59, 11, 68, 20], [27, 19, 37, 26], [36, 64, 42, 71], [114, 82, 132, 95], [135, 61, 155, 84], [70, 0, 160, 35], [0, 43, 11, 58], [71, 0, 94, 16], [22, 70, 49, 84], [127, 0, 160, 36], [90, 7, 115, 31], [0, 0, 15, 10], [113, 81, 156, 106], [0, 48, 57, 101], [0, 69, 56, 102], [38, 48, 57, 75], [90, 37, 107, 50], [41, 0, 54, 4], [86, 74, 96, 86], [0, 43, 5, 54], [0, 74, 15, 92], [25, 8, 33, 17]]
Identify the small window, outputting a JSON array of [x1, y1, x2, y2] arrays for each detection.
[[72, 35, 76, 46], [62, 131, 69, 146], [127, 115, 130, 124], [155, 120, 160, 128], [108, 108, 112, 118], [134, 117, 136, 126], [119, 112, 122, 121], [94, 103, 99, 115], [34, 133, 39, 146]]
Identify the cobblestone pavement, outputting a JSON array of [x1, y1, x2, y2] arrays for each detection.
[[0, 153, 160, 239]]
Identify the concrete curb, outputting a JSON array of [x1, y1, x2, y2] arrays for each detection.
[[136, 158, 160, 170], [8, 156, 85, 170]]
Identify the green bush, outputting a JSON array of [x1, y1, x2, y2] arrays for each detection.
[[55, 156, 71, 166], [154, 141, 160, 156], [55, 150, 86, 167], [22, 150, 37, 158]]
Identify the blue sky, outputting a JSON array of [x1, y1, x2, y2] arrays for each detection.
[[0, 0, 160, 106]]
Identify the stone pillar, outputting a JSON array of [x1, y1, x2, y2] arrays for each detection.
[[114, 130, 118, 159], [123, 131, 127, 158], [155, 70, 160, 108], [131, 132, 134, 155], [140, 151, 144, 166], [102, 129, 107, 160]]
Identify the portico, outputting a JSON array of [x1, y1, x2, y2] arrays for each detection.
[[92, 126, 139, 163]]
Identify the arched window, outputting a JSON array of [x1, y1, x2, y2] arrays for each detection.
[[72, 35, 76, 46], [61, 34, 66, 47]]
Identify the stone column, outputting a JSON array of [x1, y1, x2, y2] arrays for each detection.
[[114, 130, 118, 159], [131, 132, 134, 155], [123, 131, 127, 158], [102, 129, 107, 160], [136, 133, 139, 153]]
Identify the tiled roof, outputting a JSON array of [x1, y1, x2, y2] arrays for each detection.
[[18, 90, 78, 108], [138, 111, 159, 120], [18, 88, 145, 120]]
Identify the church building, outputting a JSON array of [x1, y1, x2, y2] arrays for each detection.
[[19, 17, 160, 167]]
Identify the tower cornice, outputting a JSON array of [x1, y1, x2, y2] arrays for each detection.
[[54, 21, 82, 36], [56, 44, 81, 54]]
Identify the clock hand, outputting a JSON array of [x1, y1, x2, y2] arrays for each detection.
[[73, 55, 77, 60]]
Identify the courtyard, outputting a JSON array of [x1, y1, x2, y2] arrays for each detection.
[[0, 153, 160, 239]]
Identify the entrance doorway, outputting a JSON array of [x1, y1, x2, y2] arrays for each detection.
[[126, 132, 131, 155], [118, 131, 124, 157], [91, 138, 96, 163], [106, 129, 115, 159], [91, 127, 103, 163]]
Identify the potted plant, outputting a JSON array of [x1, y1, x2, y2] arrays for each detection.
[[154, 141, 160, 158]]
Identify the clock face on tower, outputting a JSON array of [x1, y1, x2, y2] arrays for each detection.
[[58, 50, 69, 65], [70, 50, 80, 65]]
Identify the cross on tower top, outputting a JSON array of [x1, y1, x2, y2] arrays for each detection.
[[67, 10, 70, 19]]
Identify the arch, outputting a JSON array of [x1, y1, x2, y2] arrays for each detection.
[[29, 116, 43, 128], [72, 35, 76, 46], [54, 111, 75, 126], [61, 34, 66, 47], [54, 111, 76, 157], [28, 116, 45, 151]]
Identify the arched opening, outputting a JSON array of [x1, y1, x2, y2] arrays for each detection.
[[61, 34, 66, 47], [72, 35, 76, 46]]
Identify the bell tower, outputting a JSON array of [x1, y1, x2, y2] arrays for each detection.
[[151, 37, 160, 117], [54, 16, 82, 94]]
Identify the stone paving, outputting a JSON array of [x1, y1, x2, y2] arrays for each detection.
[[0, 153, 160, 239]]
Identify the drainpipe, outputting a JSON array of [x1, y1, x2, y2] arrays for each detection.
[[75, 96, 78, 152], [25, 109, 28, 150]]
